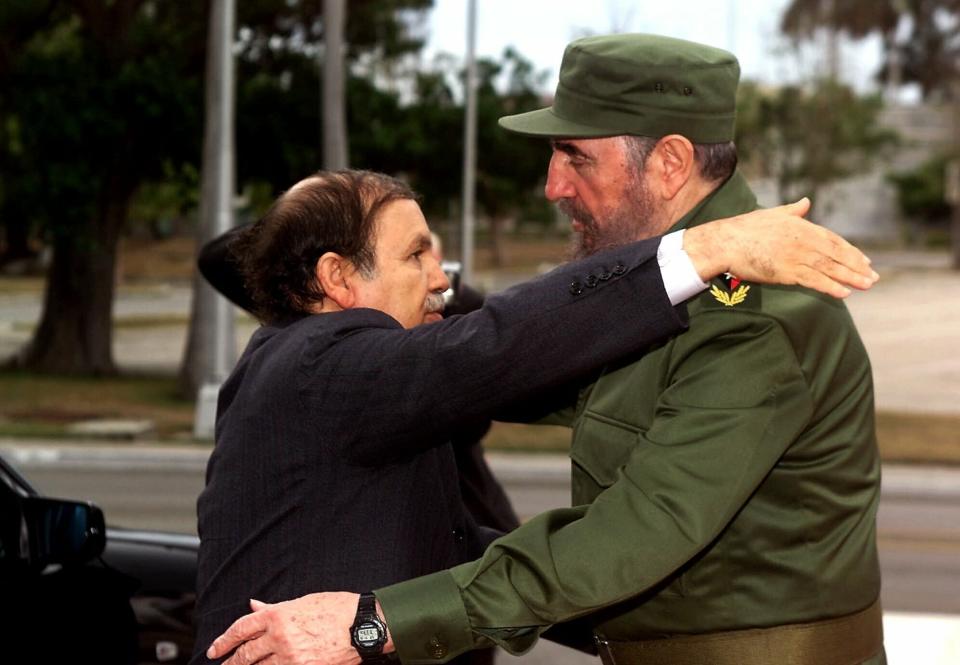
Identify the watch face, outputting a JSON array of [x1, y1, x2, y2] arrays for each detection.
[[355, 622, 382, 647]]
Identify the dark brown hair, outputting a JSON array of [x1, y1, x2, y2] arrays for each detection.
[[231, 170, 417, 325]]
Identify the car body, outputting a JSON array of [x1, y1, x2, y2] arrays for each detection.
[[0, 453, 198, 664]]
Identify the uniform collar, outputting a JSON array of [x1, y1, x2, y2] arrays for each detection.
[[665, 171, 758, 233]]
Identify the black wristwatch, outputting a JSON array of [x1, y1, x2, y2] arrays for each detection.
[[350, 592, 391, 663]]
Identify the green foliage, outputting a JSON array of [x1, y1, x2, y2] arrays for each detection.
[[386, 48, 550, 224], [1, 2, 206, 244], [888, 154, 955, 222], [128, 163, 200, 239], [735, 79, 898, 205], [781, 0, 960, 101]]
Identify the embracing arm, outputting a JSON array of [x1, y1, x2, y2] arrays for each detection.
[[205, 314, 816, 665], [372, 315, 814, 662]]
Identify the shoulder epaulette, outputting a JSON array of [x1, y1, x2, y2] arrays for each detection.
[[700, 273, 761, 310]]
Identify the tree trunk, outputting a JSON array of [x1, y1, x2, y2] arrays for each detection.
[[16, 185, 129, 374], [0, 218, 34, 265]]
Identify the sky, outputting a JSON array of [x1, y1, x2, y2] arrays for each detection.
[[421, 0, 887, 95]]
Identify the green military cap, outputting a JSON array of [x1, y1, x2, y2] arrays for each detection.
[[499, 33, 740, 143]]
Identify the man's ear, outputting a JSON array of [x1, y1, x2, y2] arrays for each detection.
[[649, 134, 696, 201], [315, 252, 355, 310]]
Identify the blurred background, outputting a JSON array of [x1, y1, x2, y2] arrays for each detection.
[[0, 1, 957, 663]]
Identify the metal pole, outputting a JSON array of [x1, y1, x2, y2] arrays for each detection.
[[212, 0, 236, 381], [461, 0, 477, 283], [323, 0, 348, 170], [193, 0, 237, 437]]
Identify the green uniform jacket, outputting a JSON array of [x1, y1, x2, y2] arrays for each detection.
[[377, 173, 883, 665]]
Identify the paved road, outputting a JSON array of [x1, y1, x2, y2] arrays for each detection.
[[6, 445, 959, 617], [6, 443, 959, 664]]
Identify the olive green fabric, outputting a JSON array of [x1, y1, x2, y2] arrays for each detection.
[[498, 34, 739, 142], [377, 173, 883, 665]]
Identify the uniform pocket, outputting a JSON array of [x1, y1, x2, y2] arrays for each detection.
[[570, 414, 640, 492]]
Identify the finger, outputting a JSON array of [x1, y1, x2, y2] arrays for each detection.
[[208, 613, 269, 659], [251, 599, 270, 611], [778, 196, 811, 217], [810, 254, 877, 292], [793, 265, 851, 299], [814, 230, 876, 281], [223, 636, 273, 665]]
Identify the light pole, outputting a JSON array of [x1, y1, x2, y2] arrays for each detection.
[[192, 0, 237, 438], [322, 0, 348, 170], [460, 0, 478, 284]]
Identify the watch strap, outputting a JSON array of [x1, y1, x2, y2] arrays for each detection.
[[358, 592, 378, 617], [353, 592, 395, 663]]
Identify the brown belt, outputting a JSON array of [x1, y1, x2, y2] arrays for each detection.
[[595, 599, 884, 665]]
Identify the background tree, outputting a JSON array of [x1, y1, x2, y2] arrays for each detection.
[[736, 79, 897, 211], [473, 49, 552, 266], [781, 0, 960, 267], [781, 0, 959, 100], [1, 0, 553, 382], [2, 1, 206, 374], [0, 1, 64, 268], [380, 48, 551, 264], [177, 0, 435, 397]]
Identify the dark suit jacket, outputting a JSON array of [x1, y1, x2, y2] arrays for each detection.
[[192, 237, 686, 661], [198, 231, 519, 534]]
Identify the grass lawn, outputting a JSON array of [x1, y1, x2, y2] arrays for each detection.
[[0, 372, 194, 439], [1, 371, 957, 465]]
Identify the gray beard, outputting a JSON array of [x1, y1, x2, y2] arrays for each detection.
[[559, 180, 659, 260]]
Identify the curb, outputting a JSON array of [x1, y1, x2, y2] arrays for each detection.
[[2, 439, 958, 501]]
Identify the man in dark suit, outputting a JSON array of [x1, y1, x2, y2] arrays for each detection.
[[198, 225, 520, 539], [194, 169, 876, 664]]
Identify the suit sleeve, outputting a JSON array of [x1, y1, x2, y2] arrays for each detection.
[[375, 312, 815, 663], [303, 238, 688, 465]]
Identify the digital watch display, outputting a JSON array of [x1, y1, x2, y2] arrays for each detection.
[[350, 592, 390, 662]]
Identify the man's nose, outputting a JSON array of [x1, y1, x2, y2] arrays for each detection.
[[428, 258, 450, 293], [544, 152, 576, 202]]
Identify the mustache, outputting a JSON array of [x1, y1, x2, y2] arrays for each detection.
[[557, 200, 596, 229], [425, 292, 445, 314]]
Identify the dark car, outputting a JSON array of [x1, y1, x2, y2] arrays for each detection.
[[0, 453, 198, 664]]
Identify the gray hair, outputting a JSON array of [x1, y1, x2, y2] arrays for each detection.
[[621, 136, 738, 184]]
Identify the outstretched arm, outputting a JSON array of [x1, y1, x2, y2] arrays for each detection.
[[684, 197, 876, 298]]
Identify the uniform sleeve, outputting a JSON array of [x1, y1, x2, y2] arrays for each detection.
[[376, 312, 815, 664]]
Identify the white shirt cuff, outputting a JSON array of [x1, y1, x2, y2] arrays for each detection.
[[657, 230, 709, 306]]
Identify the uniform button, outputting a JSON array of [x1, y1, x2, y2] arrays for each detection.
[[683, 86, 693, 95], [569, 281, 584, 295], [452, 527, 465, 542], [598, 268, 612, 281], [428, 636, 447, 659], [584, 274, 598, 288], [612, 263, 627, 276]]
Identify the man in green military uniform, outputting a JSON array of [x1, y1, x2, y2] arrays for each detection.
[[208, 34, 884, 665]]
